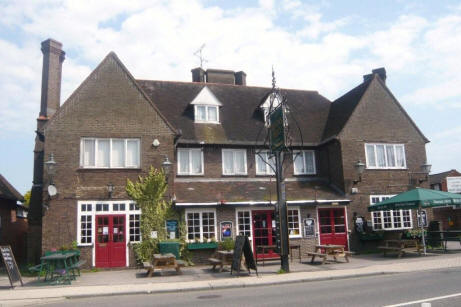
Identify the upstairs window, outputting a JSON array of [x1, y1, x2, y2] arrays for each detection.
[[190, 87, 222, 124], [293, 150, 316, 175], [194, 105, 219, 123], [222, 149, 247, 175], [177, 148, 204, 175], [255, 150, 275, 175], [365, 143, 406, 169], [80, 138, 140, 168]]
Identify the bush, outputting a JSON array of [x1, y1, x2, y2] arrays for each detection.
[[219, 238, 235, 251]]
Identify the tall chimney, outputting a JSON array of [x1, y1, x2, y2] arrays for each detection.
[[40, 39, 65, 118], [191, 67, 206, 82], [234, 71, 246, 86], [372, 67, 386, 83]]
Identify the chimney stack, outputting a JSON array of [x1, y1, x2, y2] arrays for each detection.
[[191, 67, 206, 83], [40, 39, 65, 118], [363, 67, 387, 83], [234, 71, 246, 86]]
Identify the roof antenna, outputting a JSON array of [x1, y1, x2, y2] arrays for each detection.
[[194, 44, 208, 69], [271, 65, 276, 90]]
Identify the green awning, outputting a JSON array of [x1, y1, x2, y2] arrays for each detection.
[[368, 188, 461, 212]]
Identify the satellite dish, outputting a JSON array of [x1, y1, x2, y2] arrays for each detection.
[[48, 185, 57, 197]]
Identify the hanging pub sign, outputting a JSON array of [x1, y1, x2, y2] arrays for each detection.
[[0, 245, 23, 288], [269, 106, 285, 152], [166, 220, 179, 239], [418, 210, 428, 227], [220, 221, 233, 240], [303, 218, 316, 237]]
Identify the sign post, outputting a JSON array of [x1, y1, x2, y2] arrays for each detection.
[[0, 245, 23, 288], [270, 105, 289, 272]]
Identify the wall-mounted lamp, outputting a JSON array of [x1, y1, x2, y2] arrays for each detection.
[[408, 162, 432, 185], [353, 160, 365, 184], [45, 153, 57, 185], [152, 139, 160, 148], [161, 155, 173, 183], [107, 183, 115, 199]]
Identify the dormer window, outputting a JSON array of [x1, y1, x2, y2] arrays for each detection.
[[190, 86, 222, 124], [260, 92, 281, 126], [195, 105, 219, 123]]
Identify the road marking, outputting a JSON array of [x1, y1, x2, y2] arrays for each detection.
[[384, 292, 461, 306]]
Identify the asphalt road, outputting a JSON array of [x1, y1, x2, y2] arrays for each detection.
[[41, 268, 461, 307]]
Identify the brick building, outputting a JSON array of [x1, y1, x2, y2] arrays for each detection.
[[0, 174, 28, 264], [29, 39, 431, 267], [429, 169, 461, 229]]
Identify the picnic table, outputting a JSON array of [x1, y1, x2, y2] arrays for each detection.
[[208, 250, 233, 272], [143, 253, 184, 277], [255, 244, 278, 266], [427, 230, 461, 251], [378, 239, 422, 258], [307, 244, 350, 264], [36, 252, 80, 284]]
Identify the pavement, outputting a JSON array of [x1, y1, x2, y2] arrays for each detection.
[[1, 244, 461, 306]]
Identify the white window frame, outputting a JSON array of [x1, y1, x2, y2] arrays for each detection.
[[194, 105, 220, 123], [293, 150, 316, 175], [177, 148, 204, 175], [288, 207, 302, 238], [80, 138, 140, 169], [77, 201, 142, 247], [365, 143, 406, 169], [222, 149, 248, 175], [185, 208, 217, 242], [255, 150, 275, 175], [370, 195, 413, 231], [235, 210, 253, 240]]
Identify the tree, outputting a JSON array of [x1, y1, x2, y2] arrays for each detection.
[[126, 166, 181, 262], [22, 190, 31, 208]]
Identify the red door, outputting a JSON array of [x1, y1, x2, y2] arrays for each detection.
[[95, 215, 126, 267], [318, 208, 348, 250], [252, 210, 278, 259]]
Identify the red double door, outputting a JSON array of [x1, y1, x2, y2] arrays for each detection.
[[95, 215, 126, 267], [318, 208, 348, 250], [252, 210, 279, 259]]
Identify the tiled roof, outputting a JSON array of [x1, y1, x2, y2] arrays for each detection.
[[322, 78, 371, 140], [0, 174, 24, 202], [173, 179, 345, 203], [137, 80, 332, 145], [429, 169, 461, 185]]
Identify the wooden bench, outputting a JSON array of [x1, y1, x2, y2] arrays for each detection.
[[143, 261, 155, 277], [144, 254, 184, 277], [208, 257, 222, 271], [378, 239, 421, 258], [306, 252, 328, 264]]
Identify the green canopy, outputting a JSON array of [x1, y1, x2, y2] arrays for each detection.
[[368, 188, 461, 212]]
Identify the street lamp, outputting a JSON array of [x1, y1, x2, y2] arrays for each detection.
[[419, 162, 432, 183], [45, 153, 57, 185], [107, 183, 115, 199], [353, 160, 365, 184], [161, 155, 173, 182]]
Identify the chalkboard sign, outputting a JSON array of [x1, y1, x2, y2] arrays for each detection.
[[0, 245, 23, 288], [231, 236, 257, 276], [303, 218, 316, 237]]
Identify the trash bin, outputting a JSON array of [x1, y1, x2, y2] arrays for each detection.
[[158, 241, 180, 259]]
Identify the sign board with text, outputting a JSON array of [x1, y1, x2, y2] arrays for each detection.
[[0, 246, 23, 288], [447, 177, 461, 193]]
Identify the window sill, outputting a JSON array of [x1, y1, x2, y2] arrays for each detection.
[[366, 168, 408, 171], [176, 174, 205, 177], [222, 174, 248, 177], [77, 168, 142, 172], [289, 235, 302, 239]]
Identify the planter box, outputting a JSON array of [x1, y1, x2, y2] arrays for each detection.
[[358, 232, 384, 241], [187, 242, 218, 250]]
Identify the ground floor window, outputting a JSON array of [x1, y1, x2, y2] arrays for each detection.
[[185, 209, 217, 242], [370, 195, 412, 230], [288, 208, 302, 238], [236, 210, 252, 238], [77, 201, 141, 246]]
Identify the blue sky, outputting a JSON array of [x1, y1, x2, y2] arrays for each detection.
[[1, 0, 461, 194]]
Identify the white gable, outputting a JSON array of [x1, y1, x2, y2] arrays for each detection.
[[190, 86, 222, 106], [260, 92, 281, 110]]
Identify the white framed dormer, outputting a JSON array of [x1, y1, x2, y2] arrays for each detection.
[[190, 86, 222, 124], [260, 93, 282, 126]]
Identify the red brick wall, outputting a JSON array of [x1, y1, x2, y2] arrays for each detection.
[[0, 200, 28, 264]]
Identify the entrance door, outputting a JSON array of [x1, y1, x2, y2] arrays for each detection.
[[95, 215, 126, 267], [318, 208, 348, 249], [252, 210, 278, 259]]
